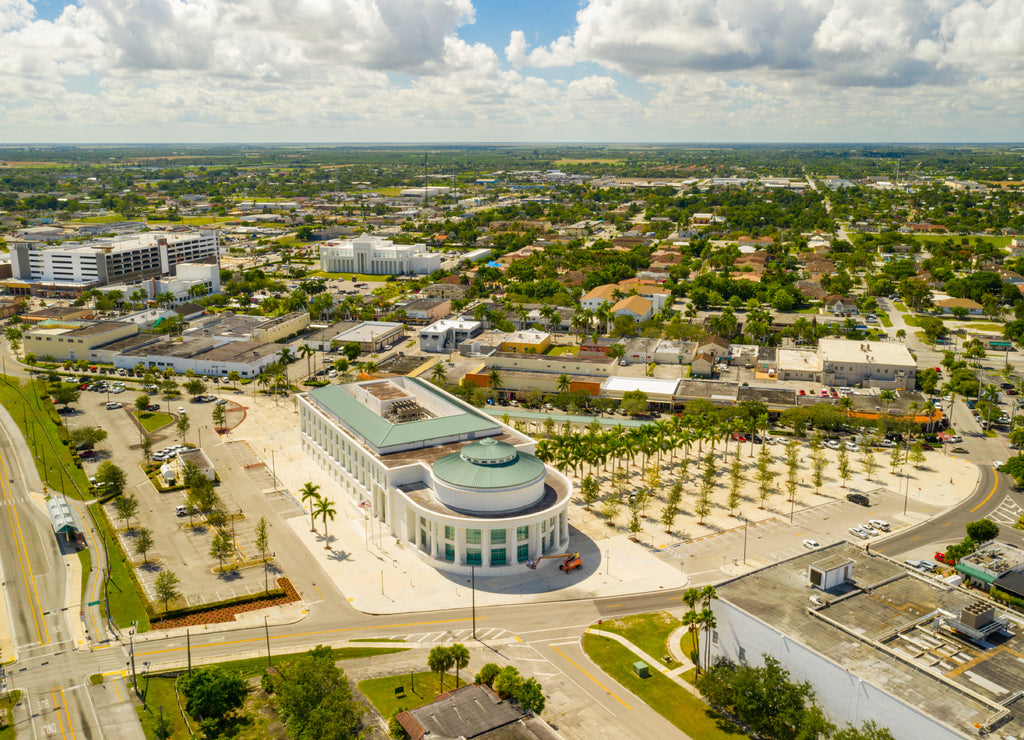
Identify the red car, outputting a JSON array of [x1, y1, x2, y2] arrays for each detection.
[[934, 552, 949, 564], [798, 389, 806, 396], [78, 383, 89, 390], [78, 449, 94, 459], [732, 433, 747, 442], [146, 403, 160, 411]]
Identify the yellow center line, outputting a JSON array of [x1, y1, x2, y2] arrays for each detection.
[[57, 686, 77, 739], [113, 678, 122, 702], [969, 473, 999, 513], [51, 688, 67, 739], [550, 644, 632, 710], [0, 450, 47, 644], [137, 616, 485, 657]]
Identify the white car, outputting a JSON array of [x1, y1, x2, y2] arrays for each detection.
[[105, 401, 122, 409], [859, 524, 879, 536], [843, 441, 858, 452], [824, 439, 840, 450], [993, 460, 1005, 469], [848, 526, 869, 540], [869, 519, 891, 532], [803, 539, 821, 550], [947, 435, 962, 443]]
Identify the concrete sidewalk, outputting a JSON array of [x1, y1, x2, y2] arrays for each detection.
[[285, 505, 688, 614], [587, 627, 701, 697]]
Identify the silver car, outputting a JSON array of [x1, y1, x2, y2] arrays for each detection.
[[848, 526, 869, 540]]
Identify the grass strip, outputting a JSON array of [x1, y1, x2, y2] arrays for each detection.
[[77, 547, 91, 602], [0, 377, 91, 498], [358, 672, 465, 719], [596, 612, 681, 669], [582, 634, 747, 740], [89, 505, 151, 632]]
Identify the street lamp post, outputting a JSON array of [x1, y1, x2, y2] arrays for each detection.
[[470, 565, 476, 640], [742, 515, 748, 564]]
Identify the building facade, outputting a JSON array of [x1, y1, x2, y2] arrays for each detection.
[[419, 319, 483, 353], [319, 235, 441, 275], [298, 378, 571, 575], [5, 230, 219, 296]]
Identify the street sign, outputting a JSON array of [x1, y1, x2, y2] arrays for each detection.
[[87, 600, 101, 606]]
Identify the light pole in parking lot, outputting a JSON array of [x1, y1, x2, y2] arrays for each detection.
[[741, 514, 748, 564]]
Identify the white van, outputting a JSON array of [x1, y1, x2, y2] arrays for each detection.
[[868, 519, 890, 532]]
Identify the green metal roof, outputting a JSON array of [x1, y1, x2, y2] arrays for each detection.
[[955, 562, 997, 584], [307, 378, 498, 451], [433, 439, 546, 490]]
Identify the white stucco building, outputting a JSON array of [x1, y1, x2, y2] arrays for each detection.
[[819, 338, 916, 390], [298, 377, 572, 575], [319, 235, 441, 275], [709, 543, 1024, 740]]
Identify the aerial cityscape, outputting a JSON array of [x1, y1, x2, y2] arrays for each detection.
[[2, 3, 1024, 740]]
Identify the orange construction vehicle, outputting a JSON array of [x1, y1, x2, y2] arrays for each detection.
[[526, 552, 582, 572]]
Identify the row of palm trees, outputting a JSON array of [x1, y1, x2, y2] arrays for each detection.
[[299, 482, 337, 550], [682, 586, 718, 674], [533, 412, 773, 482]]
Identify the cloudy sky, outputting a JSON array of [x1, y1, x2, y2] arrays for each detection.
[[2, 0, 1023, 143]]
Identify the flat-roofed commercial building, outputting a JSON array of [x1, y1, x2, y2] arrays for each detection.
[[777, 347, 823, 382], [298, 378, 571, 575], [24, 320, 139, 362], [319, 235, 441, 275], [820, 338, 916, 390], [710, 543, 1024, 740], [114, 337, 281, 377], [5, 230, 219, 296], [419, 319, 483, 354]]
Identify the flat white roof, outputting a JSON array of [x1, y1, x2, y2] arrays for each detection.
[[422, 319, 481, 332], [777, 348, 823, 372], [819, 338, 914, 367], [601, 376, 680, 396]]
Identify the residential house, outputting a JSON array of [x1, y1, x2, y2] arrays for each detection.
[[824, 295, 858, 315], [691, 351, 716, 378], [935, 297, 983, 315], [611, 295, 652, 322]]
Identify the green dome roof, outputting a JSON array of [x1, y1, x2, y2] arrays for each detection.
[[433, 439, 546, 490]]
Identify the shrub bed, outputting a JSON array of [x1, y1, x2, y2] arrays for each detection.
[[153, 577, 300, 629]]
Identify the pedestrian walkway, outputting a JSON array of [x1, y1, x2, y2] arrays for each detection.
[[586, 627, 701, 698]]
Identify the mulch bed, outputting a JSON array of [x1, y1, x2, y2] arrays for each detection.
[[155, 577, 300, 629]]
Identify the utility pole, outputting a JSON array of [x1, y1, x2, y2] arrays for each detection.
[[264, 615, 272, 669], [129, 621, 138, 695], [471, 565, 476, 639], [742, 515, 748, 564], [186, 628, 192, 674]]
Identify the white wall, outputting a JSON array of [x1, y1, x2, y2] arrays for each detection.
[[711, 601, 972, 740]]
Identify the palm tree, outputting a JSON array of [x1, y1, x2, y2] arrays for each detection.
[[278, 347, 296, 366], [300, 482, 321, 532], [313, 497, 337, 549], [430, 362, 448, 386], [556, 374, 571, 394], [488, 369, 503, 392], [298, 344, 316, 380]]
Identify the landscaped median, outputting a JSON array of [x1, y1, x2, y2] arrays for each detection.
[[582, 614, 746, 740]]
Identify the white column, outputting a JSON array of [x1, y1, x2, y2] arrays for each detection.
[[530, 521, 541, 559]]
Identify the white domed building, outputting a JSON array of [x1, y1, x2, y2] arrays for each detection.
[[298, 377, 571, 575]]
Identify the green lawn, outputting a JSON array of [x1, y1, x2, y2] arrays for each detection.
[[597, 612, 681, 668], [546, 345, 579, 356], [0, 377, 92, 498], [358, 672, 465, 719], [902, 314, 921, 327], [77, 547, 91, 602], [134, 410, 173, 433], [0, 690, 23, 740], [135, 677, 190, 740], [583, 634, 746, 740], [877, 313, 893, 328], [136, 646, 410, 740], [90, 506, 151, 632]]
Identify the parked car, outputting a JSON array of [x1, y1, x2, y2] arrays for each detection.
[[843, 440, 858, 451], [952, 446, 969, 454], [802, 539, 821, 550], [947, 434, 963, 443], [849, 526, 869, 540], [105, 402, 122, 410], [176, 505, 187, 517], [215, 398, 227, 406], [146, 403, 160, 411], [77, 449, 94, 458], [824, 439, 840, 450], [846, 492, 869, 506], [178, 407, 185, 414], [859, 523, 878, 536], [868, 520, 890, 532], [878, 440, 896, 448], [934, 551, 949, 564]]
